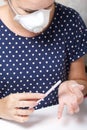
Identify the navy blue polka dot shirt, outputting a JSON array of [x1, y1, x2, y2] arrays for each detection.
[[0, 3, 87, 109]]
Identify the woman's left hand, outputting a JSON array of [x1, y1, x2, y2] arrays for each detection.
[[58, 80, 84, 119]]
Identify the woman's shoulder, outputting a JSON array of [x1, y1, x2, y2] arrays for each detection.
[[55, 2, 86, 28], [55, 2, 80, 19]]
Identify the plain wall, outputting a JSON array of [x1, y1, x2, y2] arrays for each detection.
[[55, 0, 87, 25]]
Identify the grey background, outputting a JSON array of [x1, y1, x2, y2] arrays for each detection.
[[0, 0, 4, 5]]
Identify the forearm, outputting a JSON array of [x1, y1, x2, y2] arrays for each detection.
[[68, 57, 87, 96]]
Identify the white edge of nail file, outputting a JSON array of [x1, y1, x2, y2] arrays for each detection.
[[29, 80, 61, 109], [37, 80, 61, 104]]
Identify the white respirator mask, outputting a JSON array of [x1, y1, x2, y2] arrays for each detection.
[[8, 0, 52, 33]]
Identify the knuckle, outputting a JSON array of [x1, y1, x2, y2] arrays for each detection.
[[18, 110, 23, 115], [6, 94, 15, 108], [22, 110, 28, 115], [19, 119, 25, 123], [17, 109, 29, 115], [19, 117, 29, 123], [19, 101, 25, 107]]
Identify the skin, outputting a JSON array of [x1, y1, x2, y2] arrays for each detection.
[[0, 0, 55, 37], [0, 0, 87, 123], [0, 93, 45, 123]]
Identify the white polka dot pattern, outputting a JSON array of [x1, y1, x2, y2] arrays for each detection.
[[0, 3, 87, 109]]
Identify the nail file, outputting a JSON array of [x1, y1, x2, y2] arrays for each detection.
[[29, 80, 61, 109], [37, 80, 61, 104]]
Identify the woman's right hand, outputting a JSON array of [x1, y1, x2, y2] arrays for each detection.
[[0, 93, 45, 123]]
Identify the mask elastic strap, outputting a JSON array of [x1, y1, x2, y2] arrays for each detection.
[[8, 0, 20, 15]]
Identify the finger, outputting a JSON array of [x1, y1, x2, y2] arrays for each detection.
[[67, 103, 74, 115], [15, 108, 34, 116], [58, 100, 64, 119], [68, 85, 84, 103], [15, 93, 45, 100], [67, 99, 80, 115], [71, 100, 80, 113], [16, 101, 37, 108], [74, 106, 80, 113], [68, 104, 80, 114], [73, 90, 83, 104], [14, 115, 29, 123]]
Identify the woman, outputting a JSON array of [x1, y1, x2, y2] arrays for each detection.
[[0, 0, 87, 123]]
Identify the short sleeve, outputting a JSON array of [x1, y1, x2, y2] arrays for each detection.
[[65, 8, 87, 63]]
